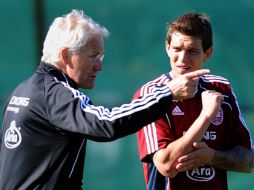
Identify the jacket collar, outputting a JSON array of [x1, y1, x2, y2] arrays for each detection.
[[37, 62, 79, 89]]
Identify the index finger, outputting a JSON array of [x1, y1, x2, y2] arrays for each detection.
[[184, 69, 210, 79]]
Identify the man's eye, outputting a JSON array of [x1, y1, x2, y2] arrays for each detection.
[[188, 50, 198, 55], [89, 54, 98, 59], [89, 54, 104, 61], [173, 47, 181, 52]]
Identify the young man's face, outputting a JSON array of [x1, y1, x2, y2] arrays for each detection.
[[166, 32, 212, 79], [66, 36, 104, 89]]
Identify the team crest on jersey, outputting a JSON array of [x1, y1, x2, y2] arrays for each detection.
[[212, 107, 223, 125], [4, 121, 22, 149], [186, 166, 215, 181]]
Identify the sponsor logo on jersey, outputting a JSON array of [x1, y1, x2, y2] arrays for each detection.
[[212, 107, 223, 125], [186, 166, 215, 181], [4, 121, 22, 149], [9, 96, 30, 107], [172, 106, 184, 115], [183, 131, 217, 141], [203, 131, 217, 140], [7, 96, 30, 113]]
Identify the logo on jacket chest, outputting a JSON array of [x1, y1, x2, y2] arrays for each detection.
[[4, 120, 22, 149]]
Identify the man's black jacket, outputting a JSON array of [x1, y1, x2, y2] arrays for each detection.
[[0, 62, 172, 189]]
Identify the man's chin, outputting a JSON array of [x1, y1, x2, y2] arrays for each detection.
[[80, 83, 95, 90], [85, 86, 94, 90]]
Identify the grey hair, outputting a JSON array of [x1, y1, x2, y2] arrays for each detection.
[[41, 9, 109, 64]]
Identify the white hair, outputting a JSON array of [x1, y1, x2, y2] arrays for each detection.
[[41, 9, 109, 64]]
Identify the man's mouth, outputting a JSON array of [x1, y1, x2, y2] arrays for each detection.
[[178, 65, 190, 70]]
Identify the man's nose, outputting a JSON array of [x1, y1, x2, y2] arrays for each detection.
[[94, 61, 102, 71], [179, 51, 189, 62]]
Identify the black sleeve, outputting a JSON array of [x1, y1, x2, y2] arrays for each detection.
[[46, 80, 172, 141], [0, 128, 2, 151]]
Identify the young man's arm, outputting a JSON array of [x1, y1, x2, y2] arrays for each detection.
[[176, 86, 254, 173], [176, 142, 254, 173], [153, 90, 224, 177]]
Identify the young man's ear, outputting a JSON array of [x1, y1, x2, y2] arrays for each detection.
[[204, 47, 213, 62], [165, 40, 170, 58]]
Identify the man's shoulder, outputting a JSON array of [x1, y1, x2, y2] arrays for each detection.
[[200, 74, 230, 84], [200, 74, 232, 93], [10, 67, 60, 103]]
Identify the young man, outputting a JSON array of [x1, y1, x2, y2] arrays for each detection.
[[0, 10, 209, 189], [134, 12, 254, 190]]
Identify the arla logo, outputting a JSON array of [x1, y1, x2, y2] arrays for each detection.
[[4, 121, 22, 149], [186, 166, 215, 181]]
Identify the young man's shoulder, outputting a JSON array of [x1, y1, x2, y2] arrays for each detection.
[[200, 74, 232, 94], [201, 74, 230, 84]]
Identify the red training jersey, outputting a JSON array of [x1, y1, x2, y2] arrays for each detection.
[[133, 72, 253, 190]]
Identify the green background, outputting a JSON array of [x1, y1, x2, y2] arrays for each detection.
[[0, 0, 253, 189]]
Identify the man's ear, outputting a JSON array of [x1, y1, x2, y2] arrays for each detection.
[[60, 48, 70, 66], [204, 47, 213, 62], [165, 40, 170, 58]]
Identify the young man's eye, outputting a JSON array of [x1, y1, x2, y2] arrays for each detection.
[[173, 47, 181, 52], [188, 49, 199, 55]]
